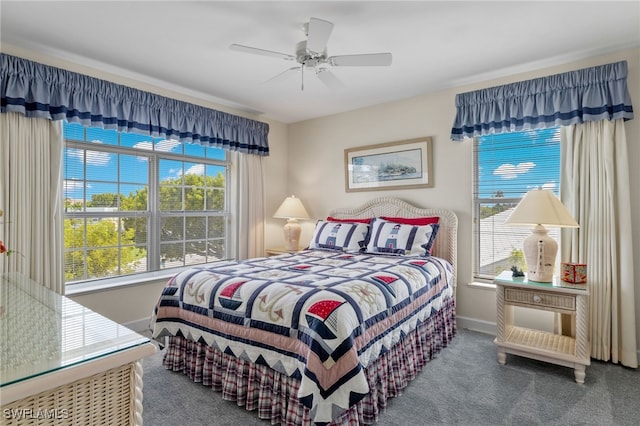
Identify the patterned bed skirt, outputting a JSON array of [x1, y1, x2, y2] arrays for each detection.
[[162, 296, 456, 425]]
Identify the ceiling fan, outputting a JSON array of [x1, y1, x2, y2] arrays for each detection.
[[230, 17, 392, 90]]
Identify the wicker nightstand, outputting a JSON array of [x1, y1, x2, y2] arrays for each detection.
[[493, 271, 590, 383]]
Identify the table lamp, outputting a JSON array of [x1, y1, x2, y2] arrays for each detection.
[[504, 189, 579, 282], [274, 195, 310, 251]]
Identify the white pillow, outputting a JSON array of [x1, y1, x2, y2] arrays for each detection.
[[308, 220, 369, 252], [365, 218, 438, 256]]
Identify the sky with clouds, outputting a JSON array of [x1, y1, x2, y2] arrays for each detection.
[[478, 127, 560, 199], [63, 122, 225, 201]]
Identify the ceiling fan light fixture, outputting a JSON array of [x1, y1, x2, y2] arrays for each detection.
[[229, 17, 392, 90], [304, 58, 320, 68]]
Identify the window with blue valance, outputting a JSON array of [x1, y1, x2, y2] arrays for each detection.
[[0, 53, 270, 156], [450, 60, 634, 141]]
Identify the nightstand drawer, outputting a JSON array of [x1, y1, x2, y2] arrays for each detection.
[[504, 287, 576, 311]]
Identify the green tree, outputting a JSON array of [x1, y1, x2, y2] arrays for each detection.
[[88, 193, 120, 207], [64, 198, 83, 211], [157, 172, 225, 261], [121, 189, 148, 211], [121, 188, 149, 244], [479, 189, 517, 219], [64, 170, 226, 280], [64, 218, 146, 281]]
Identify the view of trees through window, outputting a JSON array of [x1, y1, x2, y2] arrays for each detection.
[[63, 122, 229, 283], [473, 127, 561, 280]]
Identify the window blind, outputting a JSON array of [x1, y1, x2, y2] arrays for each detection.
[[473, 127, 560, 280]]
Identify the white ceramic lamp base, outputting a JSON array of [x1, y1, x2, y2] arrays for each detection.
[[522, 225, 557, 282], [282, 219, 301, 251]]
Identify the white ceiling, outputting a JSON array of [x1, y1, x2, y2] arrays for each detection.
[[2, 1, 639, 124]]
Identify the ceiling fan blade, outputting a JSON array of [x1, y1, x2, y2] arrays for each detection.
[[316, 68, 344, 89], [328, 53, 392, 67], [306, 18, 334, 55], [230, 44, 295, 61], [263, 66, 300, 85]]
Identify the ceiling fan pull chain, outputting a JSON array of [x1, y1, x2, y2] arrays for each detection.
[[301, 63, 304, 91]]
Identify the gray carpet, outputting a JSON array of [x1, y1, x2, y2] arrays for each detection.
[[141, 329, 640, 425]]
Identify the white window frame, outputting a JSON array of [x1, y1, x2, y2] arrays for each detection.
[[472, 127, 561, 283], [63, 123, 234, 290]]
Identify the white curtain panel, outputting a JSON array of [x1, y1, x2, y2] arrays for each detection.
[[235, 152, 265, 259], [561, 119, 637, 368], [0, 112, 64, 294]]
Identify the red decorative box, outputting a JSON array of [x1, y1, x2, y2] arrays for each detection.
[[562, 262, 587, 284]]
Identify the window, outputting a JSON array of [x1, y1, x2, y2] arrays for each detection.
[[473, 127, 560, 281], [63, 122, 230, 284]]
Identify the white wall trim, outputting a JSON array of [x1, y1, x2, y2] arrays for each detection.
[[457, 315, 496, 336], [124, 317, 153, 333]]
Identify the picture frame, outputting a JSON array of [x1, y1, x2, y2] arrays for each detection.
[[344, 137, 433, 192]]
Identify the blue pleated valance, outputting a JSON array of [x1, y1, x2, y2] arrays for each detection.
[[450, 60, 634, 141], [0, 53, 269, 155]]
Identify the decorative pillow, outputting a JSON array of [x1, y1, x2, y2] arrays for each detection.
[[309, 220, 369, 252], [326, 216, 372, 224], [380, 216, 439, 226], [422, 223, 440, 255], [365, 218, 440, 256]]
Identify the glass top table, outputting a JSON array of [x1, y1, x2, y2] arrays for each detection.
[[0, 272, 153, 389]]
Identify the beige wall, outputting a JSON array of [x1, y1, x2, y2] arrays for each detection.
[[281, 48, 640, 342], [3, 44, 638, 348]]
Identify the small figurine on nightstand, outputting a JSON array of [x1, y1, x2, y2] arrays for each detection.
[[511, 266, 525, 277]]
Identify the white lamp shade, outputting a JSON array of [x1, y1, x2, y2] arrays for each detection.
[[274, 196, 309, 220], [504, 189, 578, 282], [504, 189, 579, 228]]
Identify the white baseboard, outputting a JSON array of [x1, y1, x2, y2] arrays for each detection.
[[456, 315, 496, 336], [123, 317, 152, 333]]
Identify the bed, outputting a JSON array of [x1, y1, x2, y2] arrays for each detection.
[[150, 197, 457, 425]]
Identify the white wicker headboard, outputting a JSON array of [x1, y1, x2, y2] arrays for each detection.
[[329, 197, 458, 287]]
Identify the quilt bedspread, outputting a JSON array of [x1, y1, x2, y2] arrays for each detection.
[[151, 249, 454, 424]]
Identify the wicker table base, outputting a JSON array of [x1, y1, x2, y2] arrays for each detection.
[[1, 273, 156, 425], [2, 360, 145, 426]]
